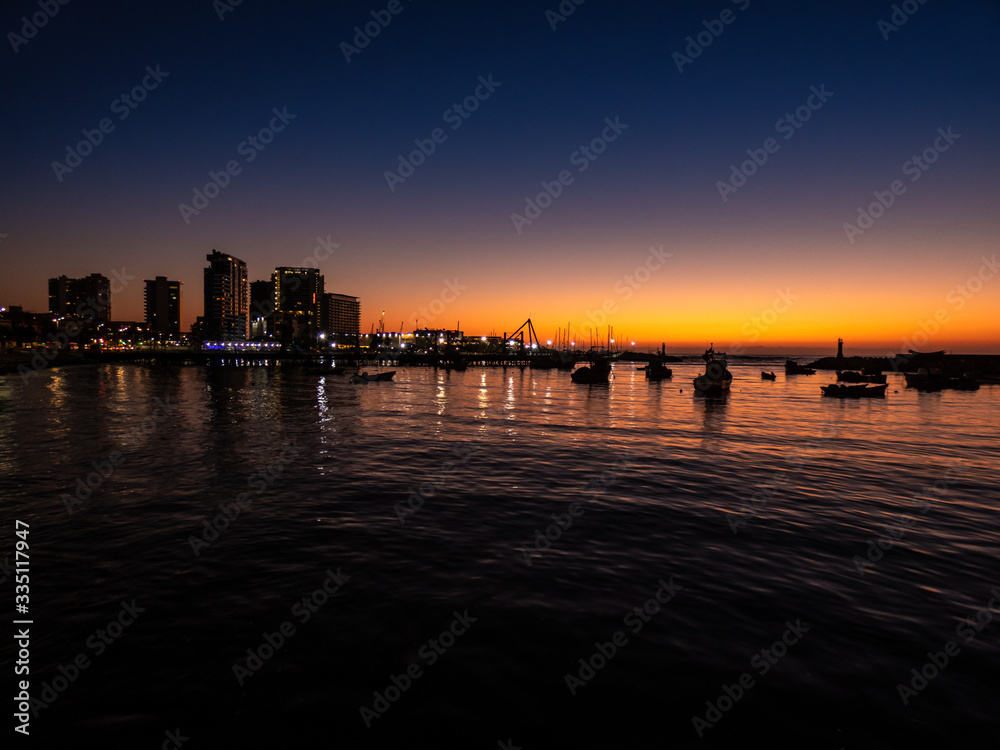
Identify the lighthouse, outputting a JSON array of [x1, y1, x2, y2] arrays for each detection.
[[837, 338, 844, 360]]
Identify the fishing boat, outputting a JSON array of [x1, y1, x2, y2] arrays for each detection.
[[644, 359, 672, 381], [761, 371, 776, 380], [836, 370, 886, 384], [693, 346, 732, 394], [785, 360, 816, 375], [904, 372, 979, 391], [349, 370, 396, 384], [821, 383, 887, 398], [571, 357, 612, 384]]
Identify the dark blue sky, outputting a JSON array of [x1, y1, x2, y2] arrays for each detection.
[[3, 0, 999, 347]]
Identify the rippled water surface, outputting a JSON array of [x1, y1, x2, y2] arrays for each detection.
[[3, 360, 999, 747]]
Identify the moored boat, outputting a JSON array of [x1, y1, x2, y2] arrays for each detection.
[[904, 372, 979, 391], [694, 346, 732, 394], [644, 359, 672, 381], [571, 357, 612, 384], [761, 371, 776, 380], [785, 360, 816, 375], [836, 371, 886, 384], [350, 370, 396, 383], [821, 383, 887, 398]]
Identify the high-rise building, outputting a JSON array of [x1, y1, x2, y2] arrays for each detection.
[[249, 280, 274, 339], [144, 276, 182, 336], [272, 267, 323, 343], [48, 274, 112, 322], [321, 293, 361, 340], [203, 250, 248, 340]]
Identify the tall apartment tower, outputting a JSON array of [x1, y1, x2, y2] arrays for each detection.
[[272, 267, 324, 342], [144, 276, 182, 336], [321, 293, 361, 339], [203, 250, 248, 340], [48, 273, 112, 322]]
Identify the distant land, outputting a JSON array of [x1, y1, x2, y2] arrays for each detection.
[[662, 346, 998, 357]]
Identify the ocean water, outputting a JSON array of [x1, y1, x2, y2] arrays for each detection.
[[2, 360, 998, 748]]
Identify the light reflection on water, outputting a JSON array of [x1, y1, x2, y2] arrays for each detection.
[[1, 360, 998, 746]]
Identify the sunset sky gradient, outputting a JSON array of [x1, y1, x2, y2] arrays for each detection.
[[2, 0, 998, 352]]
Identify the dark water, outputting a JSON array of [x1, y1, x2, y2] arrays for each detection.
[[2, 361, 998, 747]]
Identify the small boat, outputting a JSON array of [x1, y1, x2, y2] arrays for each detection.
[[571, 357, 612, 384], [350, 370, 396, 383], [821, 383, 887, 398], [440, 358, 467, 371], [644, 359, 672, 381], [785, 360, 816, 375], [761, 371, 776, 380], [836, 371, 886, 384], [693, 346, 732, 394], [904, 372, 979, 391]]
